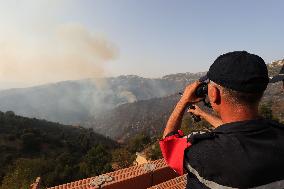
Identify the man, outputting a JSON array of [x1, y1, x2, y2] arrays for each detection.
[[270, 63, 284, 89], [160, 51, 284, 188]]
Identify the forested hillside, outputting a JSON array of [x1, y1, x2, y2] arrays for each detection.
[[0, 111, 117, 188], [0, 111, 163, 189]]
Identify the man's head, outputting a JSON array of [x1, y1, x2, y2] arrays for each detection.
[[205, 51, 269, 116]]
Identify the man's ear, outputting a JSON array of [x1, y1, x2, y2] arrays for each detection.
[[209, 85, 221, 105]]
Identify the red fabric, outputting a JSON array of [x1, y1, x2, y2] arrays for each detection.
[[159, 130, 192, 175]]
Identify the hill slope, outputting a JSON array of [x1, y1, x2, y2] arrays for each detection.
[[89, 61, 284, 140], [0, 73, 204, 125], [0, 111, 117, 188], [89, 94, 180, 140]]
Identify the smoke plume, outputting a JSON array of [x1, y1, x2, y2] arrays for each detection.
[[0, 24, 117, 88]]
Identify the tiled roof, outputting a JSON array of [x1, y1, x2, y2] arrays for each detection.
[[147, 174, 187, 189], [47, 159, 179, 189]]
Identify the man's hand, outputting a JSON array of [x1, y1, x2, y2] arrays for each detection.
[[180, 81, 202, 106], [188, 105, 223, 128], [187, 104, 204, 117]]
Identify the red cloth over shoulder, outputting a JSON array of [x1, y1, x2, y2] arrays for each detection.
[[159, 130, 191, 175]]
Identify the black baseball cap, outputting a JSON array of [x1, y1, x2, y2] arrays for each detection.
[[270, 64, 284, 83], [204, 51, 269, 93]]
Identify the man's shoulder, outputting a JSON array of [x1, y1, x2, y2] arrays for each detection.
[[187, 131, 217, 145], [185, 119, 284, 155], [183, 120, 284, 188], [185, 131, 224, 163], [184, 119, 284, 165]]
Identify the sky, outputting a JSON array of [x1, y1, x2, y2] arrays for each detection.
[[0, 0, 283, 89]]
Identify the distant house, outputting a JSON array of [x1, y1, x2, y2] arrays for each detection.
[[134, 152, 149, 165]]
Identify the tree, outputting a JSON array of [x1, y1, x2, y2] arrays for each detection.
[[147, 142, 162, 160], [259, 102, 279, 121], [79, 144, 112, 177], [1, 158, 46, 189], [21, 132, 41, 153], [127, 134, 151, 153], [5, 111, 15, 117], [111, 148, 134, 169]]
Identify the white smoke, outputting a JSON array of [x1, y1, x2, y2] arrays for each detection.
[[0, 23, 117, 88]]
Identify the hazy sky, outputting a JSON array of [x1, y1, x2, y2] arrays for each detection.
[[0, 0, 284, 89]]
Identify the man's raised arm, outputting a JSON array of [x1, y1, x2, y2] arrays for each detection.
[[162, 81, 200, 138]]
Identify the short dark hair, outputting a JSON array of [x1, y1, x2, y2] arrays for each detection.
[[221, 86, 264, 106]]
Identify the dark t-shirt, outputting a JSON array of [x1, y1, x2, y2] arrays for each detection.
[[184, 119, 284, 189]]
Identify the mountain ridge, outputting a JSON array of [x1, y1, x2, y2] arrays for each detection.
[[0, 72, 204, 124], [0, 61, 282, 137]]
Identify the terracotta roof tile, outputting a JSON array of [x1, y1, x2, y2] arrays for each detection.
[[47, 159, 178, 189], [147, 174, 187, 189]]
